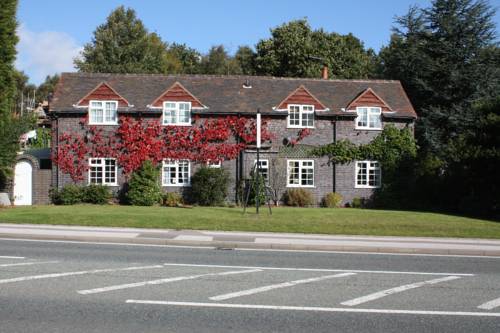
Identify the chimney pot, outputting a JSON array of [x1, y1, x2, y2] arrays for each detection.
[[322, 66, 329, 80]]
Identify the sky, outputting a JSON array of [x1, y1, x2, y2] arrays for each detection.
[[16, 0, 500, 85]]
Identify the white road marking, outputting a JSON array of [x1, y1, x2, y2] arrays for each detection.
[[0, 265, 163, 285], [77, 269, 261, 295], [341, 276, 462, 306], [125, 300, 500, 317], [210, 272, 356, 301], [174, 235, 213, 242], [162, 262, 474, 277], [0, 261, 58, 268], [0, 255, 25, 259], [2, 238, 500, 259], [478, 297, 500, 310]]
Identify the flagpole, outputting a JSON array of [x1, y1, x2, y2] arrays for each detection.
[[256, 108, 261, 214]]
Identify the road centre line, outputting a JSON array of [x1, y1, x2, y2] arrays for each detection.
[[162, 263, 474, 277], [341, 276, 462, 306], [0, 255, 25, 259], [478, 297, 500, 310], [0, 264, 163, 285], [77, 269, 261, 295], [0, 261, 58, 267], [125, 300, 500, 317], [210, 272, 356, 301]]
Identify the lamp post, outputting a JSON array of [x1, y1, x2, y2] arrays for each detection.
[[255, 108, 261, 214]]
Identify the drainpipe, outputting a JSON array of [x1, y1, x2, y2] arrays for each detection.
[[332, 119, 336, 193]]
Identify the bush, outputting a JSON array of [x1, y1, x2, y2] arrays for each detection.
[[126, 160, 162, 206], [322, 192, 343, 208], [284, 188, 314, 207], [351, 197, 364, 208], [50, 185, 83, 205], [191, 166, 230, 206], [246, 171, 267, 205], [82, 185, 111, 204], [162, 192, 183, 207]]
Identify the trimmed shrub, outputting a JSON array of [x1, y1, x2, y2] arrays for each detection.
[[191, 166, 230, 206], [247, 171, 267, 205], [50, 185, 83, 205], [351, 197, 363, 208], [322, 192, 343, 208], [126, 160, 162, 206], [284, 188, 314, 207], [162, 192, 183, 207], [82, 185, 112, 204]]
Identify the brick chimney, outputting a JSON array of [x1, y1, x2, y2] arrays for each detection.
[[321, 65, 329, 79]]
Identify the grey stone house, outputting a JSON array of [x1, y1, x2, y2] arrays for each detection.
[[49, 73, 417, 205]]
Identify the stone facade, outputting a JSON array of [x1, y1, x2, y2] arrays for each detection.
[[52, 114, 413, 206]]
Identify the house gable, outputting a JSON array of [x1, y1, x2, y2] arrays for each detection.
[[275, 85, 328, 111], [150, 82, 206, 109], [76, 82, 130, 107], [346, 88, 392, 112]]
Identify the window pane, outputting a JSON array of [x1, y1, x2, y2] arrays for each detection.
[[104, 159, 116, 184], [90, 109, 103, 123], [288, 106, 300, 126], [179, 103, 191, 124], [178, 161, 189, 184], [302, 112, 314, 127], [357, 162, 367, 185], [288, 161, 300, 185], [164, 108, 176, 124], [255, 160, 269, 182], [105, 102, 117, 123], [357, 108, 368, 127]]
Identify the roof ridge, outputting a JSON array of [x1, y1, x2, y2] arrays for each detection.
[[60, 72, 401, 84]]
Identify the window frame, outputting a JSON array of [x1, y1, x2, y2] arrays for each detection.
[[287, 104, 315, 129], [286, 159, 315, 188], [254, 159, 269, 183], [88, 100, 118, 125], [162, 159, 191, 187], [162, 101, 192, 126], [355, 160, 382, 189], [355, 106, 382, 130], [88, 158, 118, 186], [207, 160, 221, 168]]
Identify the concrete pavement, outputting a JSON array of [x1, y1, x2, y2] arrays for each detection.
[[1, 223, 500, 256]]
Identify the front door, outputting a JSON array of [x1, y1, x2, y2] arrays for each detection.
[[14, 161, 32, 205]]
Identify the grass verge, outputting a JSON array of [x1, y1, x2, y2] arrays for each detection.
[[0, 205, 499, 239]]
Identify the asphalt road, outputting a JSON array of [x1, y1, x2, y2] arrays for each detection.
[[0, 238, 499, 333]]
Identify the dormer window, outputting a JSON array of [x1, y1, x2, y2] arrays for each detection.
[[89, 100, 118, 125], [356, 107, 382, 130], [163, 101, 191, 126], [287, 104, 314, 128]]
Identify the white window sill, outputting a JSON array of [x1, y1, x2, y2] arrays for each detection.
[[88, 122, 119, 126], [287, 126, 315, 129], [88, 183, 118, 186], [286, 184, 315, 188], [355, 127, 382, 131], [355, 185, 381, 189], [162, 184, 191, 187], [162, 123, 192, 127]]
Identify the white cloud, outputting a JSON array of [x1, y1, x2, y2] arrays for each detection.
[[15, 24, 83, 85]]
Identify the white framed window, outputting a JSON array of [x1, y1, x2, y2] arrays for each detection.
[[254, 159, 269, 182], [287, 159, 314, 187], [287, 104, 314, 128], [355, 161, 381, 188], [162, 101, 191, 126], [88, 158, 117, 185], [162, 160, 190, 186], [356, 107, 382, 130], [89, 101, 118, 125], [207, 160, 221, 168]]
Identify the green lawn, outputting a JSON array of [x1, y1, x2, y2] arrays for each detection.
[[0, 205, 499, 239]]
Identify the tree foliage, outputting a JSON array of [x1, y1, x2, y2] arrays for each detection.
[[74, 6, 177, 74], [254, 19, 377, 78], [0, 0, 34, 189], [126, 160, 163, 206]]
